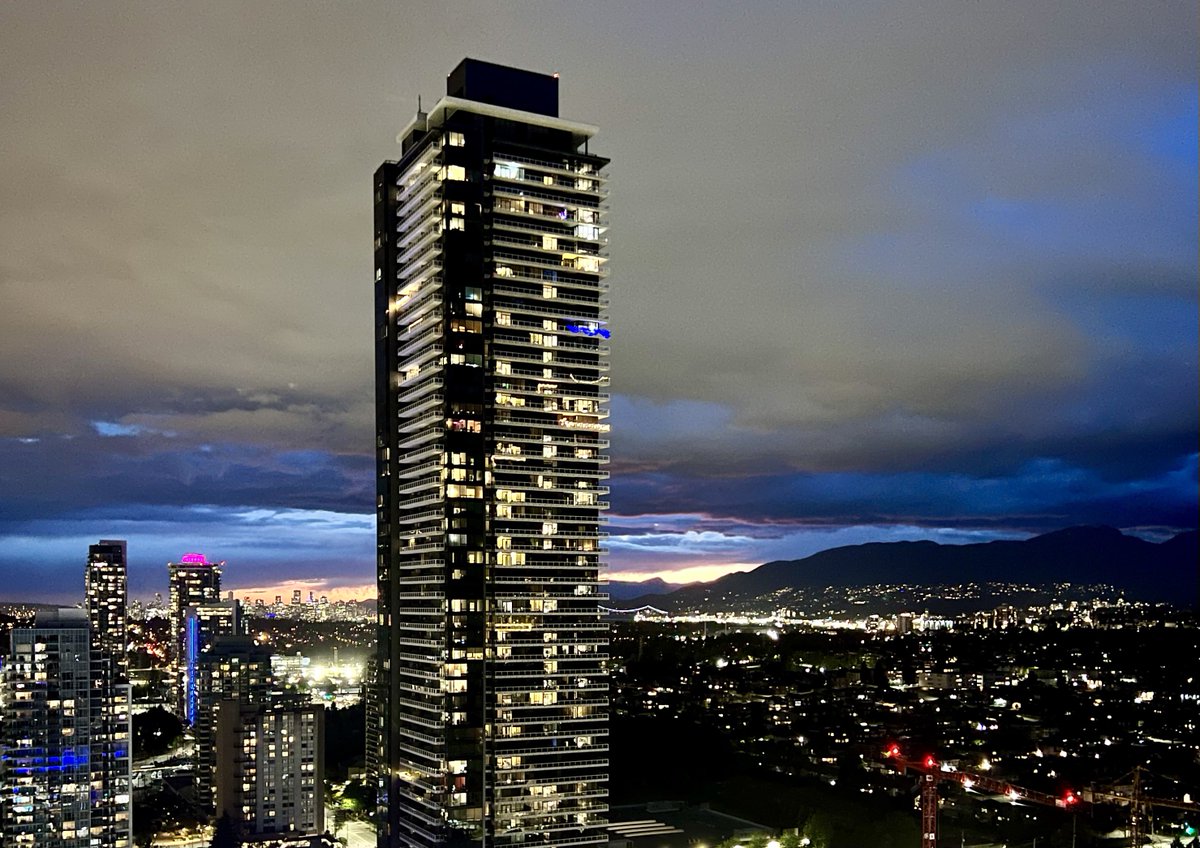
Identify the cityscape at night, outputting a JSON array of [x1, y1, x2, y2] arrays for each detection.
[[0, 3, 1196, 848]]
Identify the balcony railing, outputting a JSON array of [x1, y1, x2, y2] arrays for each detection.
[[490, 152, 606, 181], [491, 251, 607, 280]]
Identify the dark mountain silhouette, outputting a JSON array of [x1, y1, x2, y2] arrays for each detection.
[[621, 526, 1198, 611], [607, 577, 680, 601]]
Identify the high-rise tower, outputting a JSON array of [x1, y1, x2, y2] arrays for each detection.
[[167, 553, 222, 716], [193, 635, 275, 813], [372, 59, 610, 848], [86, 539, 128, 674], [1, 609, 133, 848]]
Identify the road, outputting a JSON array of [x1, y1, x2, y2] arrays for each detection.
[[326, 806, 376, 848]]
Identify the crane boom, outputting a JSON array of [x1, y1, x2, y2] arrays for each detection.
[[881, 746, 1199, 848]]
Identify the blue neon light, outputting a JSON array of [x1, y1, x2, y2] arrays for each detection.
[[185, 615, 199, 726], [565, 324, 610, 339]]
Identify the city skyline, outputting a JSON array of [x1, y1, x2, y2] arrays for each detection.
[[1, 2, 1196, 603]]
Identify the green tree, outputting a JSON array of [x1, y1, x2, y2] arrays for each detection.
[[210, 812, 242, 848], [132, 707, 184, 758], [801, 811, 835, 848]]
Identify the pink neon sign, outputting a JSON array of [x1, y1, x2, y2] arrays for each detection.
[[180, 553, 207, 565]]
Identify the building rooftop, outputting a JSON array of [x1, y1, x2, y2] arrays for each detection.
[[447, 57, 559, 117]]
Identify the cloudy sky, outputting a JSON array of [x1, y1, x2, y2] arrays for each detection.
[[0, 2, 1195, 602]]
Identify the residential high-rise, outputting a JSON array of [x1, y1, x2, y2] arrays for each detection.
[[181, 599, 243, 724], [0, 609, 132, 848], [86, 540, 128, 674], [193, 636, 275, 813], [167, 553, 222, 715], [372, 59, 610, 848], [83, 541, 133, 845], [213, 698, 325, 839]]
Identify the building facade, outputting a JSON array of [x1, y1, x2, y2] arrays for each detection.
[[372, 59, 610, 848], [167, 553, 223, 715], [85, 540, 128, 675], [193, 636, 276, 812], [0, 609, 132, 848], [213, 699, 325, 840], [182, 599, 244, 725]]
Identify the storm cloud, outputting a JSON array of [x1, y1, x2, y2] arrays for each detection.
[[0, 1, 1194, 599]]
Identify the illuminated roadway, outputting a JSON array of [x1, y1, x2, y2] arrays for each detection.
[[326, 807, 375, 848]]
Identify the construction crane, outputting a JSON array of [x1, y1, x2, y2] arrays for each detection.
[[883, 745, 1079, 848], [1082, 766, 1199, 848], [882, 745, 1198, 847]]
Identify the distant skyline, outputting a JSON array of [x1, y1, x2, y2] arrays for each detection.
[[1, 2, 1196, 602]]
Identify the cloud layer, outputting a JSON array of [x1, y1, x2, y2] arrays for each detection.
[[0, 2, 1194, 601]]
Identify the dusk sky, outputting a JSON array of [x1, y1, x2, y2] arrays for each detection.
[[0, 2, 1195, 602]]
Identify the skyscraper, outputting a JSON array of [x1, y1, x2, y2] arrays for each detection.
[[193, 635, 275, 812], [0, 609, 132, 848], [182, 599, 243, 725], [167, 552, 222, 715], [372, 59, 610, 848], [84, 541, 133, 845], [86, 539, 128, 674]]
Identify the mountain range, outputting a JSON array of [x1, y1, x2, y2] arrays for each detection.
[[609, 526, 1198, 612]]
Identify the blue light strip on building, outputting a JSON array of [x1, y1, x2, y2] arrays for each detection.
[[564, 323, 610, 339], [185, 614, 200, 726]]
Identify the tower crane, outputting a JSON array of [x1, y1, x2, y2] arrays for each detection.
[[883, 745, 1198, 848], [1082, 766, 1199, 848], [883, 745, 1079, 848]]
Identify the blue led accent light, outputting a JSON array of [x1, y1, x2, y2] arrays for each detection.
[[565, 324, 610, 339], [185, 614, 200, 726]]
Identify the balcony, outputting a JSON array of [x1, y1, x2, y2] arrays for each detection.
[[396, 275, 444, 315], [492, 333, 608, 356], [493, 350, 609, 372], [398, 411, 443, 435], [494, 301, 604, 327], [398, 243, 442, 280], [399, 309, 442, 342], [395, 376, 443, 405], [492, 270, 609, 300], [489, 170, 608, 201], [490, 251, 607, 281], [397, 324, 442, 359], [395, 490, 443, 510], [395, 167, 443, 220], [490, 152, 606, 182], [397, 258, 443, 292], [490, 497, 610, 512], [396, 459, 443, 482], [492, 383, 609, 402], [490, 450, 608, 466], [491, 739, 609, 755], [396, 192, 444, 237], [492, 233, 604, 261], [489, 433, 608, 449], [396, 204, 443, 250], [398, 393, 444, 422], [397, 225, 442, 268]]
